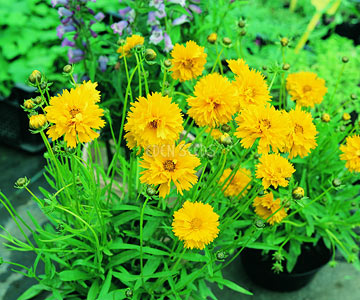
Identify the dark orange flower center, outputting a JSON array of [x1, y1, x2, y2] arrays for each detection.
[[303, 85, 312, 93], [190, 218, 202, 230], [294, 123, 304, 134], [163, 160, 176, 172], [182, 58, 194, 69], [70, 108, 81, 118], [148, 119, 159, 129], [259, 119, 271, 132]]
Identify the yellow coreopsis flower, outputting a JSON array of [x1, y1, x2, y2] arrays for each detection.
[[117, 34, 144, 58], [124, 92, 183, 150], [172, 201, 220, 250], [187, 73, 237, 127], [77, 80, 101, 103], [285, 106, 318, 158], [219, 168, 252, 197], [227, 59, 271, 110], [29, 114, 47, 130], [253, 192, 287, 225], [235, 105, 290, 154], [340, 135, 360, 172], [169, 40, 207, 82], [140, 141, 200, 198], [45, 83, 105, 148], [286, 72, 327, 107], [256, 153, 295, 189]]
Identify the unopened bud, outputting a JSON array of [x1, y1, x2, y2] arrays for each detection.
[[216, 250, 227, 260], [262, 65, 267, 71], [255, 219, 265, 228], [24, 99, 34, 109], [146, 186, 157, 197], [164, 59, 172, 68], [221, 124, 231, 133], [145, 49, 157, 61], [63, 65, 72, 73], [14, 177, 30, 189], [280, 37, 289, 47], [272, 262, 283, 274], [230, 163, 237, 170], [340, 125, 346, 132], [254, 153, 260, 159], [34, 96, 42, 105], [273, 252, 284, 262], [207, 33, 217, 44], [125, 288, 133, 298], [222, 37, 232, 45], [220, 133, 232, 146], [29, 114, 47, 130], [351, 94, 357, 100], [29, 70, 41, 84], [342, 56, 349, 63], [206, 152, 214, 160], [238, 20, 246, 28], [292, 187, 304, 200], [117, 38, 125, 45], [332, 178, 341, 187], [321, 113, 331, 123], [240, 29, 246, 36], [282, 63, 290, 71], [342, 112, 351, 121]]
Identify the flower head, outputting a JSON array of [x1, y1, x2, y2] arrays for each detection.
[[187, 73, 237, 127], [117, 34, 144, 57], [219, 168, 252, 197], [235, 105, 290, 154], [253, 192, 287, 225], [124, 92, 183, 150], [285, 106, 317, 158], [29, 114, 47, 130], [340, 135, 360, 172], [255, 153, 295, 189], [286, 72, 327, 107], [76, 80, 101, 103], [172, 200, 220, 249], [44, 83, 105, 148], [140, 141, 200, 198], [169, 41, 207, 82]]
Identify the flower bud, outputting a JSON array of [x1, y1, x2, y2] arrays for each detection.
[[207, 33, 217, 44], [29, 70, 41, 84], [34, 96, 42, 105], [240, 29, 246, 36], [282, 63, 290, 71], [146, 185, 157, 196], [24, 99, 34, 109], [117, 38, 125, 45], [162, 88, 171, 96], [280, 37, 289, 47], [63, 65, 73, 73], [14, 177, 30, 189], [221, 124, 231, 133], [255, 219, 265, 228], [332, 178, 341, 187], [125, 288, 133, 298], [262, 65, 267, 71], [292, 187, 304, 200], [145, 49, 157, 61], [351, 93, 357, 100], [342, 56, 349, 63], [342, 112, 351, 121], [321, 113, 330, 123], [220, 133, 232, 146], [329, 260, 337, 268], [216, 250, 227, 261], [230, 163, 237, 170], [254, 153, 260, 159], [238, 20, 246, 28], [272, 262, 283, 274], [164, 59, 172, 68], [340, 125, 346, 132], [29, 114, 47, 130], [222, 37, 232, 45], [272, 251, 284, 262]]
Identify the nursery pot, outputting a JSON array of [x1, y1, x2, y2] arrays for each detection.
[[241, 239, 332, 292]]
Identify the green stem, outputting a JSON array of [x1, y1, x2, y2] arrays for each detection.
[[140, 197, 151, 287]]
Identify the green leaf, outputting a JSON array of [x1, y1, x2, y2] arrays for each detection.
[[98, 270, 112, 299], [286, 239, 302, 273], [109, 242, 170, 256], [87, 279, 100, 300], [17, 284, 48, 300], [204, 247, 214, 277], [210, 277, 253, 295], [58, 270, 93, 281]]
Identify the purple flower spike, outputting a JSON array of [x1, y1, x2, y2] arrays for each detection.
[[147, 11, 159, 26], [164, 33, 173, 53], [172, 14, 189, 26], [189, 4, 202, 14], [58, 7, 73, 17], [150, 26, 164, 45], [119, 7, 132, 17], [94, 12, 105, 22], [51, 0, 68, 8], [90, 29, 98, 38], [111, 20, 128, 35], [150, 0, 164, 9], [98, 55, 109, 72], [56, 24, 76, 39], [68, 48, 84, 63], [155, 3, 166, 19], [61, 38, 75, 47]]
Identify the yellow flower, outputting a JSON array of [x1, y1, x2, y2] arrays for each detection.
[[285, 106, 317, 158], [235, 105, 290, 154], [140, 141, 200, 198], [117, 34, 144, 58], [206, 128, 223, 140], [172, 200, 220, 250], [227, 59, 271, 110], [286, 72, 327, 107], [24, 99, 35, 109], [169, 40, 207, 82], [207, 33, 217, 44], [340, 135, 360, 172], [77, 80, 101, 103], [124, 92, 183, 150], [187, 73, 237, 127], [342, 113, 351, 121], [219, 168, 252, 197], [253, 192, 287, 225], [45, 83, 105, 148], [29, 114, 47, 130], [321, 113, 330, 123], [256, 153, 295, 189]]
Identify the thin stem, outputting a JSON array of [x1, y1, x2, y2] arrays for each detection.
[[140, 196, 150, 287]]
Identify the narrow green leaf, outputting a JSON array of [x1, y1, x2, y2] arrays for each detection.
[[58, 270, 92, 281], [210, 277, 253, 295]]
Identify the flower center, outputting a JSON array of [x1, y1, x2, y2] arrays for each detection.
[[259, 119, 271, 132], [70, 108, 81, 118], [190, 218, 202, 230], [182, 58, 194, 69], [148, 119, 159, 129], [303, 85, 312, 93], [294, 123, 304, 134], [163, 160, 176, 172]]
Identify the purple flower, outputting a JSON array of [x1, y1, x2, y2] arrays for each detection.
[[149, 26, 164, 45], [56, 24, 76, 39], [58, 7, 73, 17], [150, 0, 164, 9], [155, 3, 166, 19], [164, 33, 173, 52], [94, 12, 105, 22], [51, 0, 68, 7], [172, 14, 189, 26], [98, 55, 109, 72], [119, 7, 132, 17], [189, 4, 202, 14], [168, 0, 186, 6], [111, 21, 128, 35], [61, 16, 72, 25], [90, 29, 98, 38], [128, 9, 136, 23], [68, 48, 84, 63], [147, 11, 159, 26], [61, 37, 75, 47]]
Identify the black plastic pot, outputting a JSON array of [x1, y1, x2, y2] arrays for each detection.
[[241, 240, 332, 292]]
